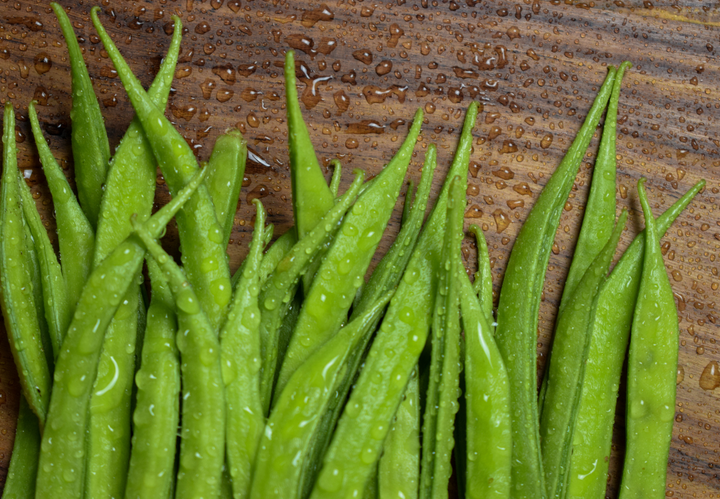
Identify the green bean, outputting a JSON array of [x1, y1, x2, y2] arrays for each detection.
[[258, 169, 365, 413], [310, 103, 479, 499], [558, 62, 630, 312], [420, 175, 465, 499], [458, 255, 511, 499], [566, 179, 704, 498], [92, 8, 232, 331], [124, 260, 180, 499], [18, 172, 70, 359], [469, 224, 493, 327], [28, 101, 95, 316], [329, 159, 342, 199], [0, 103, 52, 425], [378, 368, 420, 499], [276, 109, 423, 399], [3, 396, 41, 499], [51, 2, 110, 228], [221, 199, 268, 499], [493, 66, 616, 499], [251, 290, 393, 499], [35, 168, 207, 498], [617, 179, 679, 499], [540, 210, 627, 499], [205, 129, 247, 249], [132, 225, 225, 499], [401, 179, 416, 225]]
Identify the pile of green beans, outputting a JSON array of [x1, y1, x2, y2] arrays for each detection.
[[0, 6, 703, 499]]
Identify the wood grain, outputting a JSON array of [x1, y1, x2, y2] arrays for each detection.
[[1, 0, 719, 496]]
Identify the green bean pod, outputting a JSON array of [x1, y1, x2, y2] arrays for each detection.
[[401, 179, 416, 225], [28, 101, 95, 316], [18, 172, 70, 359], [3, 396, 41, 499], [493, 67, 616, 499], [124, 260, 180, 499], [92, 9, 232, 331], [329, 159, 342, 199], [469, 224, 493, 327], [51, 2, 110, 228], [309, 103, 479, 499], [258, 169, 365, 412], [459, 260, 511, 499], [420, 175, 465, 499], [618, 179, 679, 499], [276, 109, 423, 399], [221, 199, 268, 499], [378, 369, 420, 499], [0, 103, 52, 425], [132, 226, 225, 499], [250, 290, 394, 499], [206, 128, 248, 249], [35, 168, 206, 498], [566, 179, 704, 498], [540, 210, 627, 499]]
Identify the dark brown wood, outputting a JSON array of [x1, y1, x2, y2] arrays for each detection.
[[1, 0, 719, 496]]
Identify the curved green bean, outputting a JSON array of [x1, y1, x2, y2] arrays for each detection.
[[309, 103, 479, 499], [28, 101, 95, 316], [618, 179, 679, 499], [132, 225, 226, 499], [540, 209, 627, 499], [420, 175, 465, 499], [329, 159, 342, 199], [258, 169, 365, 412], [3, 396, 41, 499], [206, 128, 247, 249], [124, 260, 180, 499], [276, 108, 423, 399], [469, 224, 493, 328], [251, 290, 393, 499], [221, 199, 268, 499], [35, 168, 207, 498], [51, 2, 109, 228], [567, 179, 704, 498], [0, 103, 52, 425], [92, 8, 232, 330], [493, 66, 616, 499]]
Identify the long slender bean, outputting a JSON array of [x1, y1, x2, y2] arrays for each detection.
[[401, 179, 416, 225], [310, 103, 479, 499], [51, 2, 109, 228], [329, 159, 342, 199], [3, 396, 41, 499], [493, 67, 616, 499], [618, 179, 680, 499], [469, 224, 493, 327]]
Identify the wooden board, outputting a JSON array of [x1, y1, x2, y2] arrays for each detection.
[[1, 0, 719, 496]]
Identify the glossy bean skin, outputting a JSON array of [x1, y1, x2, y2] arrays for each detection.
[[566, 180, 704, 498], [221, 200, 268, 499], [618, 179, 680, 499], [51, 2, 109, 228], [86, 24, 183, 498], [206, 129, 247, 249], [458, 259, 511, 499], [493, 67, 616, 499], [401, 179, 416, 225], [276, 109, 423, 399], [18, 171, 70, 359], [378, 370, 420, 499], [250, 291, 393, 499], [419, 176, 465, 499], [230, 227, 292, 290], [92, 9, 232, 331], [3, 396, 41, 499], [124, 260, 180, 499], [28, 101, 95, 316], [35, 168, 207, 499], [329, 159, 342, 199], [132, 228, 225, 499], [540, 210, 628, 499], [309, 103, 479, 499], [0, 103, 52, 425], [469, 224, 493, 328], [258, 170, 365, 413]]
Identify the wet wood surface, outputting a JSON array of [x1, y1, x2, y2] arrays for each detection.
[[1, 0, 719, 496]]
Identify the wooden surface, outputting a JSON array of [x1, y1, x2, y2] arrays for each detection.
[[1, 0, 719, 496]]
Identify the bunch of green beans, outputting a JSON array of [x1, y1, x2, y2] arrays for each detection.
[[0, 6, 703, 499]]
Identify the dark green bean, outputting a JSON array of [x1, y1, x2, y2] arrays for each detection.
[[469, 224, 493, 327]]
